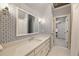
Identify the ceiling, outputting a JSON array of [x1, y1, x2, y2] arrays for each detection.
[[24, 3, 50, 13], [53, 3, 70, 8], [10, 3, 50, 16]]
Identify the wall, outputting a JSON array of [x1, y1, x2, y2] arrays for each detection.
[[43, 4, 53, 33], [0, 3, 53, 44], [71, 4, 79, 56]]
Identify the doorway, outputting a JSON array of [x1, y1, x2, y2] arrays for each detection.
[[54, 15, 70, 48]]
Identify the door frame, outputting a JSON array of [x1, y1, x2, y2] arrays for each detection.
[[53, 14, 71, 48]]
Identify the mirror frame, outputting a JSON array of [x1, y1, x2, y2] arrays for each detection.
[[16, 7, 39, 36]]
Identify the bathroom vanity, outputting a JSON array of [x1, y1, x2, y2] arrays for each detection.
[[0, 7, 53, 56], [0, 35, 51, 56]]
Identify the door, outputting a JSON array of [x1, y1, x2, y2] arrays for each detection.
[[56, 16, 67, 40], [55, 16, 69, 47]]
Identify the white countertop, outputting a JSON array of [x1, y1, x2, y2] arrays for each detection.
[[0, 35, 50, 56]]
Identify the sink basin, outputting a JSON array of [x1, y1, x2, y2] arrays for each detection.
[[28, 38, 41, 42], [2, 38, 42, 49]]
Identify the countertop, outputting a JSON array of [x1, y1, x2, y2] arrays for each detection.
[[0, 35, 50, 56]]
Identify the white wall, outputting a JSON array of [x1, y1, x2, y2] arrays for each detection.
[[71, 4, 79, 56], [43, 4, 53, 33]]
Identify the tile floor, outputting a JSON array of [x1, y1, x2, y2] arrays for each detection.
[[54, 38, 67, 47], [48, 46, 70, 56], [48, 39, 70, 56]]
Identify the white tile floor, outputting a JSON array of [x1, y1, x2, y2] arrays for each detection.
[[48, 46, 70, 56], [54, 38, 67, 47], [48, 39, 70, 56]]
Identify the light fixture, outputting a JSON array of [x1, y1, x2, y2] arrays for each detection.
[[38, 19, 41, 22], [38, 18, 45, 24], [0, 3, 9, 15], [0, 3, 8, 9]]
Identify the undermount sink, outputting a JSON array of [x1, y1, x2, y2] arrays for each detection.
[[28, 38, 42, 43], [28, 37, 42, 43]]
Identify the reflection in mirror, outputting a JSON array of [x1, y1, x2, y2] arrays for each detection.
[[16, 8, 39, 36], [28, 14, 35, 33]]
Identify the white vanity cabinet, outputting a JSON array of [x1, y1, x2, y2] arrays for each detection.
[[27, 38, 50, 56], [26, 51, 35, 56]]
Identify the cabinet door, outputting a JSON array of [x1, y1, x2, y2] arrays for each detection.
[[41, 46, 48, 56], [35, 50, 43, 56], [26, 51, 35, 56], [35, 44, 44, 54], [35, 39, 50, 56]]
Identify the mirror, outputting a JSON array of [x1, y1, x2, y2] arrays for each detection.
[[16, 8, 39, 36]]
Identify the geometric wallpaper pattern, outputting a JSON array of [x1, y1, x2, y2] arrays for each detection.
[[0, 9, 16, 44], [0, 8, 38, 44]]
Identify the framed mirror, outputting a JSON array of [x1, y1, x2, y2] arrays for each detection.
[[16, 8, 39, 36]]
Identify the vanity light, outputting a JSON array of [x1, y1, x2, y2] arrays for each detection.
[[0, 3, 9, 15], [38, 19, 41, 22], [0, 3, 8, 9], [38, 18, 45, 24]]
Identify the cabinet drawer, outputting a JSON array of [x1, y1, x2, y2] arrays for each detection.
[[35, 44, 44, 54], [35, 47, 46, 56], [35, 50, 43, 56], [35, 40, 50, 56], [36, 45, 49, 56], [26, 51, 34, 56], [41, 47, 48, 56], [35, 41, 47, 54]]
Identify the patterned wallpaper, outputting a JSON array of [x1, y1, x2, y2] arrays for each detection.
[[0, 7, 36, 44], [0, 9, 16, 44]]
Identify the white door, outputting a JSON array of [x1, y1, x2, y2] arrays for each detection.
[[56, 16, 67, 40], [56, 16, 69, 47], [57, 21, 65, 39]]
